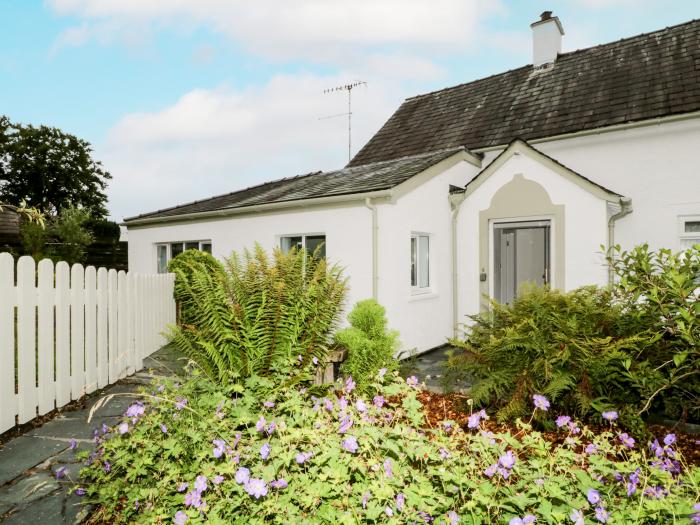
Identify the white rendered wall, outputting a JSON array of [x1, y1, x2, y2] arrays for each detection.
[[457, 153, 609, 318], [377, 160, 479, 354], [127, 204, 373, 320]]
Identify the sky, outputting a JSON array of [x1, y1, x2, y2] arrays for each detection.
[[1, 1, 699, 221]]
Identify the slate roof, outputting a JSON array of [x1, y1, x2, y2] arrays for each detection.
[[349, 19, 700, 167], [125, 147, 465, 222]]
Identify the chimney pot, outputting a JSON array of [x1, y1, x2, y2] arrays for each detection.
[[530, 11, 564, 66]]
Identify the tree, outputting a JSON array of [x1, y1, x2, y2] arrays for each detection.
[[0, 116, 111, 218]]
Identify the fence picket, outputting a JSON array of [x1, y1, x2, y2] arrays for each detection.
[[85, 266, 97, 394], [0, 257, 175, 432], [0, 253, 16, 432], [16, 256, 37, 424], [37, 259, 55, 415]]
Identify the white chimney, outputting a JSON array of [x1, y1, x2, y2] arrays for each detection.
[[530, 11, 564, 66]]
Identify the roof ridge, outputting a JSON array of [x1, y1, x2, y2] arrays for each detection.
[[406, 18, 700, 103], [344, 145, 467, 169]]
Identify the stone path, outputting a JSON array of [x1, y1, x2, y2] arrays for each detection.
[[400, 345, 472, 393], [0, 346, 185, 524]]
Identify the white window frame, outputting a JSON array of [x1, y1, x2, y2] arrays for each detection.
[[278, 233, 326, 258], [410, 232, 431, 294], [155, 240, 212, 273], [678, 215, 700, 250]]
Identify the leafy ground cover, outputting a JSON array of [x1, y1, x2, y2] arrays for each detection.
[[75, 371, 698, 524]]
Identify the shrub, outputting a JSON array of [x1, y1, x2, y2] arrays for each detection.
[[448, 285, 646, 425], [168, 249, 225, 325], [335, 299, 400, 394], [77, 376, 699, 524], [168, 244, 347, 386]]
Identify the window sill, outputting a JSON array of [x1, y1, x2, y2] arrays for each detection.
[[408, 290, 438, 302]]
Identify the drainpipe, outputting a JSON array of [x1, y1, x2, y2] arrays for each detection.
[[607, 197, 633, 285], [364, 198, 379, 300], [449, 192, 466, 338]]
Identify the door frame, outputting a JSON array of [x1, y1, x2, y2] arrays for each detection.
[[488, 215, 556, 301]]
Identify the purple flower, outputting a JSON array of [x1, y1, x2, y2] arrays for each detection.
[[213, 439, 226, 459], [244, 478, 268, 499], [595, 506, 610, 523], [177, 482, 188, 492], [55, 466, 67, 479], [75, 487, 86, 496], [356, 399, 367, 412], [270, 478, 288, 489], [260, 442, 271, 460], [235, 468, 250, 485], [344, 376, 356, 394], [602, 411, 618, 421], [619, 433, 635, 449], [125, 403, 145, 419], [499, 450, 516, 470], [69, 439, 77, 450], [587, 488, 600, 505], [626, 482, 637, 497], [103, 461, 111, 473], [160, 424, 168, 434], [338, 417, 353, 434], [663, 433, 676, 446], [532, 394, 550, 411], [342, 435, 359, 453], [118, 422, 129, 435], [484, 464, 498, 477], [385, 507, 393, 517], [384, 458, 393, 478], [212, 475, 224, 485], [510, 516, 536, 525], [378, 368, 387, 378], [263, 401, 275, 408], [174, 511, 189, 525], [585, 443, 598, 455], [256, 415, 267, 433], [295, 451, 313, 464], [396, 493, 405, 512], [439, 448, 451, 460], [102, 423, 109, 434], [406, 376, 419, 388], [362, 491, 371, 509], [448, 511, 460, 524], [556, 415, 571, 428], [184, 491, 203, 509], [312, 356, 319, 365], [175, 397, 187, 410], [570, 509, 584, 525], [467, 412, 481, 429], [194, 475, 207, 493], [373, 395, 385, 408]]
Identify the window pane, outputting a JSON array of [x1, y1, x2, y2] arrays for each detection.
[[157, 245, 168, 274], [185, 241, 199, 251], [305, 235, 326, 259], [201, 243, 212, 254], [171, 243, 184, 258], [685, 221, 700, 233], [410, 237, 417, 286], [418, 235, 430, 288], [681, 238, 699, 250], [281, 236, 303, 253]]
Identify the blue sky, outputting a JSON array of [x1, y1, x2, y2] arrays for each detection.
[[2, 1, 698, 220]]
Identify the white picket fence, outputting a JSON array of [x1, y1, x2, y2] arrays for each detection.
[[0, 253, 176, 433]]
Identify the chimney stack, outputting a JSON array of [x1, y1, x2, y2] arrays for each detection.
[[530, 11, 564, 66]]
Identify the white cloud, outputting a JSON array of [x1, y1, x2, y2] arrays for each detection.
[[102, 70, 425, 220], [48, 0, 503, 62]]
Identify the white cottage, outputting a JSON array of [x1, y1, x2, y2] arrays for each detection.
[[125, 14, 700, 355]]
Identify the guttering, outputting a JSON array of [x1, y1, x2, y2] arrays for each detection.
[[449, 191, 467, 338], [473, 111, 700, 154], [364, 198, 379, 300], [123, 189, 393, 227], [607, 197, 633, 284]]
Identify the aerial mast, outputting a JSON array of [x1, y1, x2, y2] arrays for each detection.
[[321, 81, 367, 163]]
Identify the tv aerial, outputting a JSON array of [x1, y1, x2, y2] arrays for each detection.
[[320, 81, 367, 163]]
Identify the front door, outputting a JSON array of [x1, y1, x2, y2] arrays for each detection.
[[494, 220, 550, 304]]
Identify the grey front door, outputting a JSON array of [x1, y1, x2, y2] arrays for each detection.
[[494, 221, 551, 304]]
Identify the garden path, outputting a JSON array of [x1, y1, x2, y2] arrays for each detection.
[[400, 345, 471, 393], [0, 346, 185, 524]]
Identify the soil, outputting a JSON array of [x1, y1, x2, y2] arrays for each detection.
[[417, 390, 700, 466]]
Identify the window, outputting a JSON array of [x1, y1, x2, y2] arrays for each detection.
[[679, 216, 700, 250], [411, 234, 430, 290], [280, 234, 326, 259], [155, 240, 212, 273]]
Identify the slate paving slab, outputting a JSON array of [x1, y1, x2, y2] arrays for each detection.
[[0, 346, 184, 524], [400, 345, 472, 393]]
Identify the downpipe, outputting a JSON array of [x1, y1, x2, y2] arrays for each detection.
[[364, 198, 379, 300], [607, 197, 633, 285]]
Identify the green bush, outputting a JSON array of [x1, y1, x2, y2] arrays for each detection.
[[168, 249, 226, 325], [168, 244, 347, 386], [19, 206, 94, 264], [449, 244, 700, 428], [335, 299, 399, 394], [77, 375, 699, 524], [448, 285, 646, 425]]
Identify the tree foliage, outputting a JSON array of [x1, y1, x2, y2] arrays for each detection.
[[0, 116, 111, 218], [168, 244, 347, 386], [19, 206, 94, 264]]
